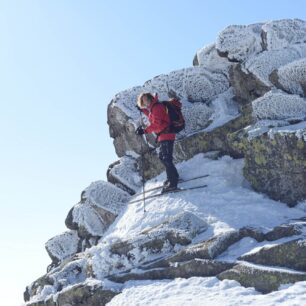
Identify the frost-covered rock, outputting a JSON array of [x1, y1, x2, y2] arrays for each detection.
[[107, 155, 142, 195], [65, 181, 130, 238], [110, 212, 208, 260], [193, 43, 233, 74], [244, 46, 306, 86], [270, 58, 306, 96], [45, 231, 80, 265], [25, 258, 88, 303], [217, 262, 306, 294], [262, 19, 306, 51], [239, 238, 306, 271], [252, 90, 306, 120], [216, 23, 263, 62]]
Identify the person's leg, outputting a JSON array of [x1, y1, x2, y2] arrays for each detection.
[[158, 140, 179, 187]]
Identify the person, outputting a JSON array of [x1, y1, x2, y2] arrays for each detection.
[[135, 92, 179, 193]]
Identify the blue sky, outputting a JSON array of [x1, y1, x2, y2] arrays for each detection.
[[1, 1, 306, 305]]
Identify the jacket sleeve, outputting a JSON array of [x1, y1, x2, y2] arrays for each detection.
[[144, 104, 170, 134], [142, 109, 149, 117]]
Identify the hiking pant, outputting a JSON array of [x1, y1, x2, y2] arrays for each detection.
[[158, 140, 179, 187]]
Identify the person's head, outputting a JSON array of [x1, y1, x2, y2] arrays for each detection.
[[137, 93, 155, 109]]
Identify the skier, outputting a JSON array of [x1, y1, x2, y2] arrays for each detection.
[[135, 92, 179, 193]]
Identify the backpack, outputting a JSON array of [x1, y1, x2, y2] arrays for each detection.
[[161, 98, 185, 133]]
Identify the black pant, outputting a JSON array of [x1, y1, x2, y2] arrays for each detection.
[[159, 140, 179, 187]]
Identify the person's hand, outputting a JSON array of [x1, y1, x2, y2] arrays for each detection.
[[135, 126, 145, 135]]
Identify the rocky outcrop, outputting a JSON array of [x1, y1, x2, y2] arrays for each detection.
[[217, 263, 306, 294], [270, 58, 306, 96], [65, 181, 130, 239], [45, 231, 81, 266], [109, 259, 233, 283], [239, 238, 306, 271], [110, 212, 208, 258], [243, 127, 306, 206]]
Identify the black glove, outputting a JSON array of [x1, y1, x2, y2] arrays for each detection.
[[135, 126, 145, 135], [135, 104, 142, 111]]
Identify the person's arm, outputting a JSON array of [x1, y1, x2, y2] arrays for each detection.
[[144, 104, 170, 134]]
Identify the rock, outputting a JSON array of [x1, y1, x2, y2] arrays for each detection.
[[65, 181, 130, 238], [216, 23, 263, 62], [193, 43, 232, 74], [110, 212, 208, 258], [270, 58, 306, 96], [239, 238, 306, 271], [218, 263, 306, 293], [229, 63, 270, 104], [252, 90, 306, 121], [107, 155, 142, 195], [157, 230, 241, 265], [244, 46, 306, 87], [264, 224, 303, 241], [109, 259, 234, 283], [55, 280, 118, 306], [262, 19, 306, 51], [45, 231, 81, 265], [24, 274, 54, 302], [243, 128, 306, 206]]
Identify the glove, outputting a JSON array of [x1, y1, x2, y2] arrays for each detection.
[[135, 104, 142, 111], [135, 126, 145, 135]]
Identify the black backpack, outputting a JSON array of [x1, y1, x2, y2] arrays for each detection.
[[161, 98, 185, 133]]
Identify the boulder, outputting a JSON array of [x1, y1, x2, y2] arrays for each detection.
[[264, 224, 303, 241], [270, 58, 306, 96], [109, 259, 234, 283], [261, 19, 306, 51], [45, 230, 81, 265], [55, 280, 118, 306], [239, 238, 306, 271], [217, 262, 306, 293], [252, 90, 306, 121], [65, 181, 130, 238], [216, 23, 263, 62], [243, 126, 306, 206], [107, 155, 142, 195], [110, 212, 208, 258]]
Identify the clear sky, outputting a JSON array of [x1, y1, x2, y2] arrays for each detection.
[[1, 1, 306, 305]]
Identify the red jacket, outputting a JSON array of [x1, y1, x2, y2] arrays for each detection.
[[142, 100, 175, 142]]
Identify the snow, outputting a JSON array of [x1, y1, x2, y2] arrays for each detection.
[[252, 90, 306, 120], [275, 58, 306, 95], [262, 19, 306, 51], [267, 121, 306, 141], [216, 23, 263, 62], [45, 230, 79, 262], [106, 277, 306, 306]]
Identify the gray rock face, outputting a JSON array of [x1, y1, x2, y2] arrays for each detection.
[[239, 238, 306, 271], [109, 259, 234, 283], [243, 129, 306, 206], [55, 281, 118, 306], [229, 63, 270, 104], [217, 263, 306, 294]]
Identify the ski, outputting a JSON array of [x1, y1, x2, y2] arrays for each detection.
[[131, 174, 209, 199], [129, 184, 208, 204]]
